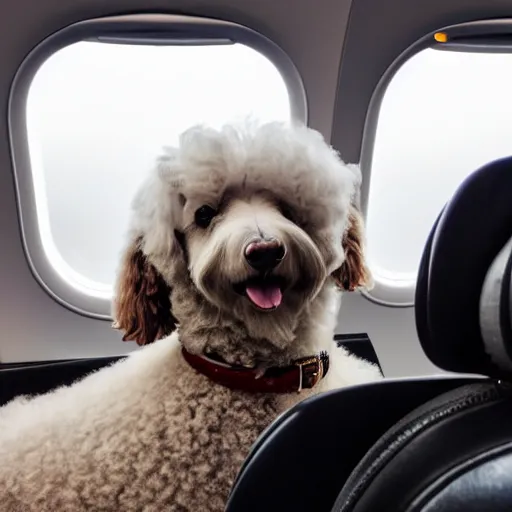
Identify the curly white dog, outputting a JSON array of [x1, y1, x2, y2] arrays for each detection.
[[0, 121, 382, 511]]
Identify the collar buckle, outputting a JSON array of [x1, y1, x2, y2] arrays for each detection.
[[295, 351, 329, 393]]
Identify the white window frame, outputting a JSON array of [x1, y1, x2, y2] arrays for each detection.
[[358, 19, 512, 307], [8, 13, 307, 320]]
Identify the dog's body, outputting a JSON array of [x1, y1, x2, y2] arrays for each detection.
[[0, 294, 379, 511], [0, 121, 382, 511]]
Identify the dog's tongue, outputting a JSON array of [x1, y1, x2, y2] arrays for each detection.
[[246, 284, 282, 309]]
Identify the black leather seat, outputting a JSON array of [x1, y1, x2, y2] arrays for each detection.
[[227, 156, 512, 512], [226, 375, 479, 512]]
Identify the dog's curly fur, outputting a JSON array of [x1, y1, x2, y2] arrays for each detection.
[[0, 121, 382, 511]]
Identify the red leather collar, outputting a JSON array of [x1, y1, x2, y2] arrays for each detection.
[[182, 348, 329, 394]]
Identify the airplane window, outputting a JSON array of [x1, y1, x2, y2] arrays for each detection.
[[26, 41, 290, 296], [366, 48, 512, 286]]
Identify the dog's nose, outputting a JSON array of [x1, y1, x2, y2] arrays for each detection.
[[245, 239, 286, 272]]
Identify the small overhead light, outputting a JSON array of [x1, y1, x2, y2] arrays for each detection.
[[434, 32, 448, 43]]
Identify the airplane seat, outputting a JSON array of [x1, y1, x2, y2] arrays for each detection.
[[227, 156, 512, 512]]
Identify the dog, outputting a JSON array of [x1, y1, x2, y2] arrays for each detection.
[[0, 121, 382, 511]]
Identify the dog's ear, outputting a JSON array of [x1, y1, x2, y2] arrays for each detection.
[[112, 238, 177, 346], [331, 205, 373, 291]]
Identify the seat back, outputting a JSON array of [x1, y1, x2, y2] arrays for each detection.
[[226, 375, 478, 512], [415, 156, 512, 378], [330, 156, 512, 511]]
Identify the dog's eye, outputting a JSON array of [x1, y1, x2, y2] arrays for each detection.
[[194, 205, 217, 228], [279, 202, 296, 222]]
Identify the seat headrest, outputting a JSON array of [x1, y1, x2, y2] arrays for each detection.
[[415, 156, 512, 380]]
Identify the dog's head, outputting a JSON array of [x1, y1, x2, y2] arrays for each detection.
[[113, 122, 371, 349]]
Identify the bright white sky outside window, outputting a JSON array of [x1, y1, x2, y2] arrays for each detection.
[[26, 42, 290, 294], [367, 48, 512, 283]]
